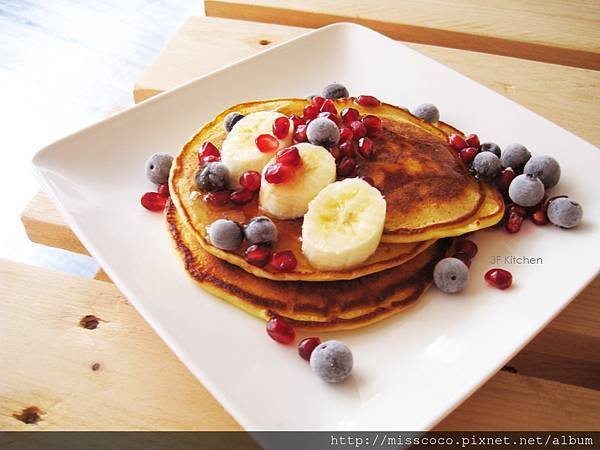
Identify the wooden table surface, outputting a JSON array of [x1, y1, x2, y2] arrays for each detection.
[[4, 10, 600, 431]]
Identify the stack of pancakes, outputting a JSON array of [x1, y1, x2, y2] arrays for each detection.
[[168, 98, 504, 331]]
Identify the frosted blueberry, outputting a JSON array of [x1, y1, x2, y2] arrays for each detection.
[[195, 162, 230, 192], [223, 112, 244, 132], [207, 219, 243, 251], [547, 197, 583, 229], [411, 103, 440, 123], [501, 143, 531, 171], [244, 216, 278, 245], [306, 117, 340, 147], [472, 152, 502, 179], [145, 152, 173, 184], [478, 142, 501, 158], [310, 340, 353, 383], [508, 173, 545, 207], [433, 257, 469, 294], [321, 83, 349, 99], [523, 155, 561, 189]]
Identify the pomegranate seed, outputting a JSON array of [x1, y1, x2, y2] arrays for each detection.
[[230, 189, 254, 205], [510, 204, 528, 218], [157, 183, 170, 197], [459, 147, 478, 164], [362, 115, 382, 136], [357, 137, 374, 159], [339, 127, 353, 142], [454, 239, 478, 258], [303, 104, 319, 120], [239, 170, 261, 191], [204, 190, 231, 207], [245, 244, 271, 267], [465, 133, 480, 148], [269, 250, 298, 272], [272, 117, 290, 139], [319, 99, 337, 115], [141, 192, 167, 212], [498, 168, 516, 192], [265, 163, 294, 184], [311, 95, 325, 108], [318, 111, 340, 125], [293, 125, 308, 143], [360, 175, 376, 187], [530, 208, 549, 225], [298, 337, 321, 361], [485, 268, 512, 290], [329, 146, 342, 162], [198, 142, 220, 163], [266, 317, 295, 344], [356, 95, 381, 107], [448, 134, 468, 151], [276, 146, 302, 166], [341, 107, 360, 126], [290, 114, 305, 128], [453, 252, 472, 267], [350, 121, 367, 139], [255, 134, 279, 153], [339, 140, 357, 157], [337, 157, 356, 177], [505, 210, 524, 233]]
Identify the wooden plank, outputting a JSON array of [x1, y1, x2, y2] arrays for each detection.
[[2, 259, 599, 430], [134, 17, 600, 146], [204, 0, 600, 70]]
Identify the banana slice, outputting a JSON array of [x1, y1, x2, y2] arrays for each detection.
[[302, 178, 386, 270], [221, 111, 293, 188], [259, 143, 336, 220]]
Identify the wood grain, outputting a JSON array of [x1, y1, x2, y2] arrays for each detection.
[[204, 0, 600, 70], [134, 17, 600, 147], [2, 259, 599, 430]]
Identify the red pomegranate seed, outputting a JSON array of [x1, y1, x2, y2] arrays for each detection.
[[303, 104, 319, 120], [350, 121, 367, 139], [341, 107, 360, 126], [141, 192, 167, 212], [448, 134, 468, 151], [255, 134, 279, 153], [454, 238, 478, 258], [266, 317, 295, 344], [485, 268, 512, 290], [230, 189, 254, 205], [293, 125, 308, 143], [318, 111, 341, 125], [269, 250, 298, 272], [505, 210, 524, 233], [356, 95, 381, 107], [276, 146, 302, 166], [465, 133, 480, 148], [337, 157, 356, 177], [204, 190, 231, 207], [290, 114, 305, 128], [239, 170, 261, 191], [362, 114, 382, 136], [498, 168, 516, 192], [339, 127, 353, 142], [157, 183, 170, 197], [459, 147, 478, 164], [311, 95, 325, 108], [319, 99, 337, 115], [510, 204, 528, 218], [339, 140, 357, 157], [329, 146, 342, 162], [360, 175, 376, 187], [357, 137, 374, 159], [245, 244, 271, 267], [265, 163, 294, 184], [272, 117, 290, 139], [198, 141, 220, 164], [298, 337, 321, 361], [453, 252, 472, 267], [530, 208, 549, 225]]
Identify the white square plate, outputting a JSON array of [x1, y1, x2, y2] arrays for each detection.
[[33, 23, 600, 430]]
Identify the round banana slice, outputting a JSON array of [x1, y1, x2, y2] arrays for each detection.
[[302, 178, 386, 270], [259, 143, 336, 220], [221, 111, 293, 188]]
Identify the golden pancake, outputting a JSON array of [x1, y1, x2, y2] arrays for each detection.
[[166, 201, 451, 331]]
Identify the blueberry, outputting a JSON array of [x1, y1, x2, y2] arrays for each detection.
[[223, 112, 244, 133], [321, 83, 349, 99], [244, 216, 277, 245], [207, 219, 243, 251], [501, 143, 531, 171], [310, 340, 353, 383], [411, 103, 439, 123], [547, 197, 583, 229], [478, 142, 501, 158], [508, 173, 545, 207], [523, 155, 561, 189], [472, 152, 501, 179], [433, 257, 469, 294], [195, 162, 230, 191], [306, 117, 340, 147], [145, 152, 173, 184]]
